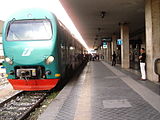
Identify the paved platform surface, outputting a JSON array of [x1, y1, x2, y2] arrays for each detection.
[[0, 83, 20, 103], [38, 61, 160, 120]]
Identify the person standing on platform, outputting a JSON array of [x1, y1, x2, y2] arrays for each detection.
[[112, 51, 116, 66], [139, 48, 146, 80]]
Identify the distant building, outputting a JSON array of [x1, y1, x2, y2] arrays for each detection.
[[0, 20, 4, 63]]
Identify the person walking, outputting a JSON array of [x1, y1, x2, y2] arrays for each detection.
[[112, 51, 116, 66], [139, 48, 146, 80]]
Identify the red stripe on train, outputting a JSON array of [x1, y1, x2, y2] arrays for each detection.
[[8, 79, 59, 91]]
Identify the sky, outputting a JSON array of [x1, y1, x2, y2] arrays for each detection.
[[0, 0, 90, 51]]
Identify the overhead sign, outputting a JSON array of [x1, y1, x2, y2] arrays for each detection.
[[117, 39, 122, 45], [103, 45, 107, 48], [103, 41, 107, 48]]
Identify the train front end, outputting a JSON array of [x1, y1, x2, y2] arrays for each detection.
[[2, 9, 61, 91]]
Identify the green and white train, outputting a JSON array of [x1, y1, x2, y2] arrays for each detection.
[[2, 8, 85, 91]]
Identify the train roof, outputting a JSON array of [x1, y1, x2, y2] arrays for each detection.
[[6, 8, 56, 22], [4, 8, 84, 48]]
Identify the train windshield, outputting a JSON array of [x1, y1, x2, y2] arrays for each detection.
[[6, 19, 52, 41]]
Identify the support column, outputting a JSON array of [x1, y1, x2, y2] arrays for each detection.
[[111, 35, 117, 54], [107, 42, 112, 62], [145, 0, 160, 82], [120, 23, 129, 68], [103, 48, 107, 61], [106, 47, 109, 62]]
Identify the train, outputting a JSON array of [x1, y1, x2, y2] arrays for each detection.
[[2, 8, 86, 91]]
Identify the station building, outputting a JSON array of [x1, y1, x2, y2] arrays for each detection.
[[0, 0, 160, 83], [96, 0, 160, 83], [0, 0, 160, 120]]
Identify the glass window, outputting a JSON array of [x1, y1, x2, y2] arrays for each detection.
[[6, 19, 52, 41]]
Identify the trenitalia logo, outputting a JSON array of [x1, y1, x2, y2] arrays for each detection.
[[22, 48, 33, 56]]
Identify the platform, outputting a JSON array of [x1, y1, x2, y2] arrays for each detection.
[[38, 61, 160, 120]]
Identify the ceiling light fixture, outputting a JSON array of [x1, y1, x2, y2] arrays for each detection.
[[101, 11, 106, 18], [98, 27, 101, 32]]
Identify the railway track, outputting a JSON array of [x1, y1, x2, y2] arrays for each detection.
[[0, 91, 48, 120]]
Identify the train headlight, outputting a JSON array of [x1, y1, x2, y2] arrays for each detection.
[[5, 57, 13, 65], [46, 56, 54, 64]]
